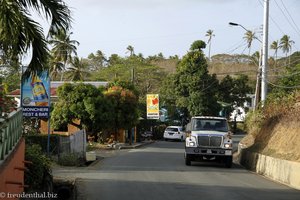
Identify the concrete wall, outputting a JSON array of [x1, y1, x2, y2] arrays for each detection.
[[239, 147, 300, 190], [0, 138, 25, 200]]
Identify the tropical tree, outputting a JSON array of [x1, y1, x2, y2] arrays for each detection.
[[243, 30, 257, 55], [67, 57, 89, 81], [270, 40, 279, 60], [270, 40, 279, 67], [108, 54, 123, 66], [218, 75, 251, 107], [205, 29, 215, 60], [51, 83, 113, 134], [104, 81, 139, 143], [87, 50, 107, 71], [126, 45, 135, 56], [250, 51, 260, 66], [91, 55, 166, 99], [49, 60, 64, 80], [279, 35, 295, 65], [0, 0, 71, 79], [174, 40, 220, 116], [157, 52, 164, 59], [49, 29, 79, 80], [159, 74, 179, 121], [190, 40, 206, 51], [217, 74, 251, 129]]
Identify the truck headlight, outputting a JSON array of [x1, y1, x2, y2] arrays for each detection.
[[224, 143, 232, 148], [189, 142, 196, 147]]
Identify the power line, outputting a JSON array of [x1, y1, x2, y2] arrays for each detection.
[[279, 0, 300, 37], [257, 0, 299, 52], [266, 57, 300, 72], [200, 79, 219, 92], [267, 80, 300, 89], [215, 70, 257, 76], [257, 0, 285, 35], [224, 39, 247, 54], [267, 71, 300, 78]]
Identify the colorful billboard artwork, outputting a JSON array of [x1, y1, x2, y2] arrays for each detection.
[[21, 70, 50, 118], [147, 94, 159, 119]]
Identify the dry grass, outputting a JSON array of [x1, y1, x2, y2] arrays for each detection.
[[243, 91, 300, 162]]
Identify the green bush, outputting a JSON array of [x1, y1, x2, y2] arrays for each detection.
[[244, 110, 264, 137], [25, 135, 60, 155], [25, 144, 51, 190], [58, 153, 84, 166]]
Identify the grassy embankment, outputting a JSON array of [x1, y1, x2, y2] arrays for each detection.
[[242, 91, 300, 162]]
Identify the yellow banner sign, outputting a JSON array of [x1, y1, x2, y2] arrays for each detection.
[[147, 94, 159, 119]]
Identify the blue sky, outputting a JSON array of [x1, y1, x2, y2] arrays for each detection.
[[54, 0, 300, 59]]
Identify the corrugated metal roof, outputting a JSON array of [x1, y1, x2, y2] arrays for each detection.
[[8, 81, 108, 97]]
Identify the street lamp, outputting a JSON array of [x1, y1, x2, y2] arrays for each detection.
[[229, 22, 249, 32], [229, 22, 262, 43], [228, 22, 262, 109], [229, 3, 269, 106]]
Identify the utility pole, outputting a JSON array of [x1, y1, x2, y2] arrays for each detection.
[[261, 0, 269, 104], [229, 22, 262, 109], [254, 48, 262, 110], [131, 68, 135, 85]]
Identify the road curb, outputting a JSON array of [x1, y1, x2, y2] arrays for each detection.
[[119, 140, 155, 149], [239, 147, 300, 190]]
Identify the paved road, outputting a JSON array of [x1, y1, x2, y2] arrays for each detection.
[[72, 139, 300, 200]]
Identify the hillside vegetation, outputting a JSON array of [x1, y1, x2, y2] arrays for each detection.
[[241, 91, 300, 162]]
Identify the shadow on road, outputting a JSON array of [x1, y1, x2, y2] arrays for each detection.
[[76, 178, 300, 200]]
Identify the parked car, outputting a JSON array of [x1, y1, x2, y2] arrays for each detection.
[[141, 131, 153, 140], [163, 126, 185, 141]]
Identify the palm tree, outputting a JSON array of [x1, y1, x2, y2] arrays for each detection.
[[67, 57, 89, 81], [205, 29, 215, 60], [243, 30, 257, 55], [95, 50, 107, 67], [279, 35, 295, 65], [0, 0, 71, 79], [88, 50, 107, 71], [250, 51, 260, 66], [126, 45, 135, 56], [49, 59, 64, 80], [270, 40, 279, 66], [49, 29, 79, 80]]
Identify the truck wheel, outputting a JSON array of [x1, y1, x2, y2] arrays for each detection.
[[224, 156, 233, 168], [185, 154, 191, 166]]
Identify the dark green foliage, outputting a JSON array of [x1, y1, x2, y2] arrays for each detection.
[[51, 83, 111, 133], [0, 0, 71, 80], [25, 135, 60, 155], [190, 40, 206, 51], [174, 42, 220, 116], [271, 63, 300, 94], [51, 82, 139, 135], [104, 83, 139, 131], [91, 56, 167, 100], [25, 144, 51, 190], [218, 74, 252, 117]]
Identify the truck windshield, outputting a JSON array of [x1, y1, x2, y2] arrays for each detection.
[[192, 118, 228, 132]]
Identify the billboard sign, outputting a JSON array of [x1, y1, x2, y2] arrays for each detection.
[[146, 94, 159, 119], [21, 70, 50, 118]]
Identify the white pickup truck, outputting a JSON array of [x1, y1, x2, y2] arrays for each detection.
[[184, 116, 233, 168]]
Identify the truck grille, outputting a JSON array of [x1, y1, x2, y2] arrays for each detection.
[[197, 136, 222, 147]]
